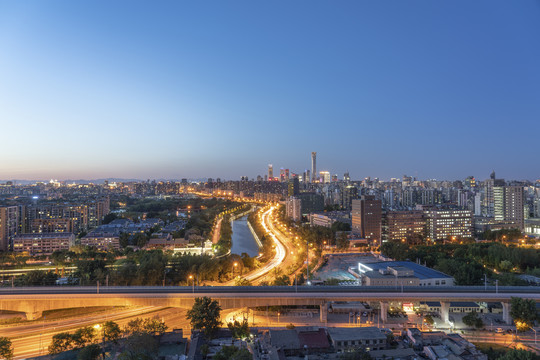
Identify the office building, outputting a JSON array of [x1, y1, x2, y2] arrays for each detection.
[[297, 193, 325, 214], [482, 171, 505, 217], [319, 171, 331, 184], [383, 210, 425, 242], [494, 185, 525, 230], [351, 196, 382, 242], [424, 209, 473, 241], [288, 178, 299, 196], [268, 164, 273, 180]]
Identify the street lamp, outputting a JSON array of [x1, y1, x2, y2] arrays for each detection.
[[189, 275, 194, 293], [233, 262, 238, 277], [93, 324, 104, 359]]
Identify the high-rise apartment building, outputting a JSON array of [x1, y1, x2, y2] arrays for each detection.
[[351, 196, 382, 242], [0, 206, 20, 251], [311, 152, 317, 183], [286, 197, 302, 222], [494, 185, 525, 230]]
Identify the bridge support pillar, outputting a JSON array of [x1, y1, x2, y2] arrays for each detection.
[[379, 301, 388, 323], [502, 302, 512, 325], [320, 302, 328, 323], [26, 311, 42, 321], [440, 302, 449, 325]]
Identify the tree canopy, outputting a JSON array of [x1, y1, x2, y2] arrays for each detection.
[[186, 297, 222, 339]]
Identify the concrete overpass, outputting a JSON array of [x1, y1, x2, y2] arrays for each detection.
[[1, 286, 540, 324]]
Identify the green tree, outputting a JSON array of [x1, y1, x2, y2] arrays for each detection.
[[103, 321, 122, 343], [272, 275, 290, 286], [186, 297, 222, 339], [510, 297, 537, 331], [72, 327, 96, 348], [336, 232, 350, 250], [500, 260, 513, 272], [0, 337, 13, 360], [424, 314, 434, 326], [227, 319, 250, 339], [124, 318, 144, 335], [77, 344, 102, 360], [49, 333, 74, 354], [234, 278, 252, 286], [142, 318, 168, 335], [462, 312, 483, 329], [499, 349, 539, 360]]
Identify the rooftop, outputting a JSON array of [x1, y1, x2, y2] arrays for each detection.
[[359, 261, 453, 279], [327, 327, 386, 341]]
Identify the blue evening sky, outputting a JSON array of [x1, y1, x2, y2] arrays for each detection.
[[0, 1, 539, 181]]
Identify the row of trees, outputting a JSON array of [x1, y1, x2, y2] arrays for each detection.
[[381, 242, 540, 285], [48, 318, 167, 356]]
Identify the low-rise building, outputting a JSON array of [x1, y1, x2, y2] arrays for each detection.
[[327, 327, 386, 352], [81, 232, 120, 250], [309, 212, 351, 228], [356, 261, 454, 287], [13, 232, 75, 254]]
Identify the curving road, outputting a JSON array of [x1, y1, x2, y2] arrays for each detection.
[[222, 206, 289, 284]]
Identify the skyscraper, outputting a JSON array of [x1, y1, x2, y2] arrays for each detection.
[[268, 164, 273, 180], [311, 152, 317, 183]]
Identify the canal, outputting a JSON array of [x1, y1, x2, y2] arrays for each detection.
[[231, 215, 260, 257]]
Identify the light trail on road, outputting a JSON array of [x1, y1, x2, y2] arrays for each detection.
[[3, 306, 188, 360]]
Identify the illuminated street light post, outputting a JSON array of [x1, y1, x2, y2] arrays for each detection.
[[189, 275, 194, 293], [233, 262, 238, 278]]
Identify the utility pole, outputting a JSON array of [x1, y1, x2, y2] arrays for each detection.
[[306, 241, 309, 285]]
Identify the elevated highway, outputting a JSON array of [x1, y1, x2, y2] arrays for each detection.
[[1, 285, 540, 323]]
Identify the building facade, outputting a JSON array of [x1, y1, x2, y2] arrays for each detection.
[[424, 209, 473, 241], [351, 196, 382, 242], [383, 210, 425, 242], [13, 233, 75, 255], [494, 185, 525, 230]]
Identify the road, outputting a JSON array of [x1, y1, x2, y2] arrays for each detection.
[[211, 217, 223, 245], [2, 306, 191, 359], [221, 206, 289, 285]]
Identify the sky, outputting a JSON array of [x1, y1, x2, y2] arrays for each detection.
[[0, 1, 539, 182]]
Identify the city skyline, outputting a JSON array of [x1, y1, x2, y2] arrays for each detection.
[[1, 1, 539, 180]]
